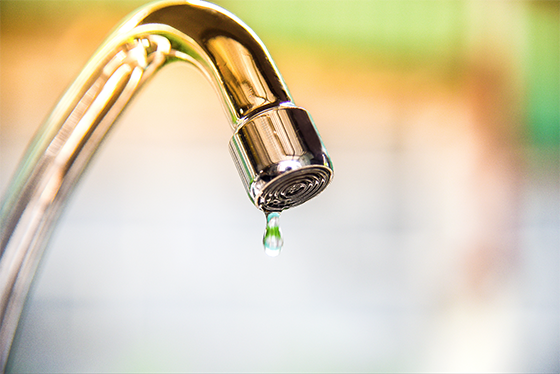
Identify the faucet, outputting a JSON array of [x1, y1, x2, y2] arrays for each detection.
[[0, 0, 333, 368]]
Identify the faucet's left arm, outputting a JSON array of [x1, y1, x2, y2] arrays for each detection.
[[0, 1, 294, 368]]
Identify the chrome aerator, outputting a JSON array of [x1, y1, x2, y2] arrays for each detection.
[[230, 105, 332, 212]]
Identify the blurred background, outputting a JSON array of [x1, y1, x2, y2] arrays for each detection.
[[1, 0, 558, 372]]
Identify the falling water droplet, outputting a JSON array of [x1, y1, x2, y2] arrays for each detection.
[[263, 212, 283, 257]]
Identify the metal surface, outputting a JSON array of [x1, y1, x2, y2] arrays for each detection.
[[0, 0, 333, 368], [230, 105, 332, 212]]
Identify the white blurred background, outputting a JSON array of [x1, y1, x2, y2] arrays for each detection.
[[1, 0, 558, 372]]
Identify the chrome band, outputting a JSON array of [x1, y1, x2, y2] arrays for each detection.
[[229, 105, 333, 212]]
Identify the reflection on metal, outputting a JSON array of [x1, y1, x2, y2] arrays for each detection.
[[0, 0, 333, 369], [207, 36, 277, 118]]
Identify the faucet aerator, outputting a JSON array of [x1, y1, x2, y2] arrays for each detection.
[[229, 105, 333, 212]]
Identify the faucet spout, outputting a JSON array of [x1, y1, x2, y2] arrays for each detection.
[[0, 0, 333, 367]]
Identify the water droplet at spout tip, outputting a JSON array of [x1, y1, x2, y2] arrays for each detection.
[[263, 233, 283, 257], [264, 247, 281, 257], [263, 211, 283, 257]]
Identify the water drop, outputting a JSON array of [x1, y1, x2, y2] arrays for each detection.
[[263, 212, 283, 257]]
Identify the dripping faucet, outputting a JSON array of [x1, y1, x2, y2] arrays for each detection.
[[0, 0, 333, 368]]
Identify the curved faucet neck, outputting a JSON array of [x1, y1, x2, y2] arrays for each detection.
[[131, 0, 294, 123], [0, 1, 297, 368]]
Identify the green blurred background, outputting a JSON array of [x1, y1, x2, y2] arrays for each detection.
[[2, 1, 558, 146], [1, 0, 558, 373]]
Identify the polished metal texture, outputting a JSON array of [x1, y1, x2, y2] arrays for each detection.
[[229, 105, 332, 212], [0, 0, 333, 369]]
